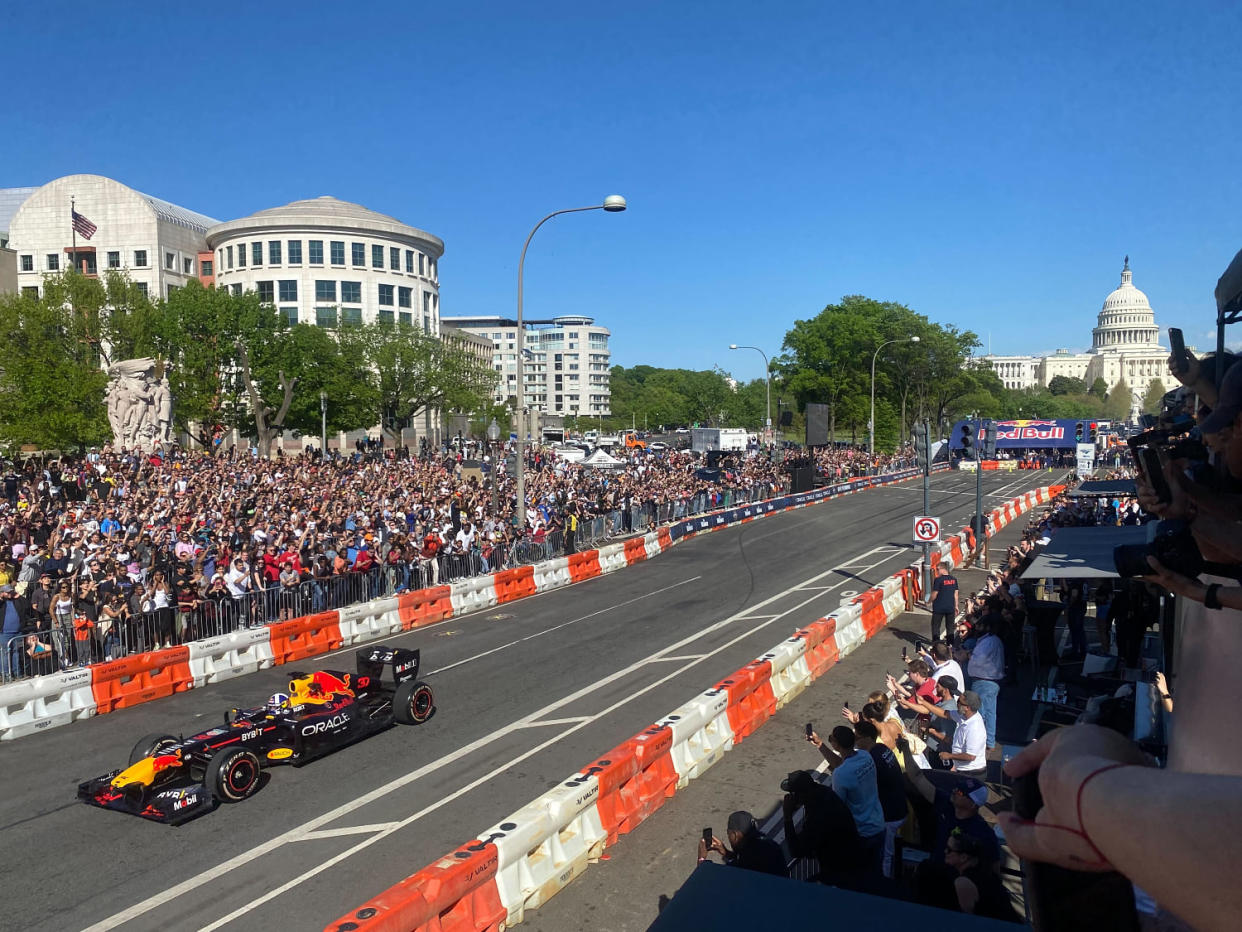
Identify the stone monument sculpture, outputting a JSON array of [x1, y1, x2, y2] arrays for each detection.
[[105, 358, 174, 451]]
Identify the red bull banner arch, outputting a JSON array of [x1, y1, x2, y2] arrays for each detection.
[[948, 419, 1079, 450]]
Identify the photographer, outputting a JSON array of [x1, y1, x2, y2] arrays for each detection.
[[696, 810, 787, 877]]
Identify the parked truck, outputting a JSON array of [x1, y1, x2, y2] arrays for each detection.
[[690, 427, 749, 453]]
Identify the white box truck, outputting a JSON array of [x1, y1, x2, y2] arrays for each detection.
[[690, 428, 749, 453]]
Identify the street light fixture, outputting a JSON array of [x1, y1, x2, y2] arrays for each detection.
[[319, 390, 328, 459], [869, 336, 920, 465], [728, 344, 771, 442], [514, 196, 626, 532]]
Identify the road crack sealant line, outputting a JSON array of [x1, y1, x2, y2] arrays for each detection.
[[323, 478, 1063, 932], [0, 465, 955, 743]]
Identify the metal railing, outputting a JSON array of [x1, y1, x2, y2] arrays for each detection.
[[0, 479, 802, 682]]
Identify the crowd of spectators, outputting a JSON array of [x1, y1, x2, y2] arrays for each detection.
[[1, 438, 913, 679]]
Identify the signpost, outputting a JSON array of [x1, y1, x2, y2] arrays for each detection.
[[1076, 442, 1096, 476], [913, 515, 941, 545]]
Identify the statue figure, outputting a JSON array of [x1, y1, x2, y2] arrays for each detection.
[[105, 358, 174, 452]]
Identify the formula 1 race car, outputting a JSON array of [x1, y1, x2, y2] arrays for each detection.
[[78, 645, 435, 824]]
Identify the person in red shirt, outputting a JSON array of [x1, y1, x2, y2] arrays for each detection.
[[419, 531, 441, 587]]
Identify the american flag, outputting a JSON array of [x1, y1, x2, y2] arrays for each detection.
[[72, 209, 97, 240]]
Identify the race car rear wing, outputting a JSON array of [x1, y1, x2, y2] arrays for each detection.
[[356, 646, 421, 687]]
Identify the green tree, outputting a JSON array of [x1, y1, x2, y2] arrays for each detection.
[[1142, 378, 1167, 415], [1103, 377, 1133, 422], [0, 277, 110, 451], [1088, 377, 1109, 399], [1049, 375, 1087, 396]]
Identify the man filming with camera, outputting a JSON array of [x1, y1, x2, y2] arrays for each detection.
[[1000, 251, 1242, 931]]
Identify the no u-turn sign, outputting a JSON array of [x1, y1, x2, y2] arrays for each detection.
[[913, 515, 941, 544]]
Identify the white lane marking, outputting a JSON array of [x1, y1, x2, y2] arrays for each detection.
[[732, 613, 780, 620], [293, 822, 399, 841], [192, 549, 905, 932], [425, 575, 703, 676], [85, 544, 902, 931], [517, 716, 590, 728], [650, 654, 706, 663]]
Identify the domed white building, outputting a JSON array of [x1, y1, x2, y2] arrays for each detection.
[[205, 196, 443, 332], [982, 258, 1171, 416]]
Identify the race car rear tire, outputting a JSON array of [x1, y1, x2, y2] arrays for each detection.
[[207, 748, 262, 803], [129, 733, 179, 766], [393, 679, 435, 725]]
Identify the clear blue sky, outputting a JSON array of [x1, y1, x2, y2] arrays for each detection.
[[4, 1, 1240, 382]]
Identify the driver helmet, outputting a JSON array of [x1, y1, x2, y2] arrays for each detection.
[[267, 692, 290, 711]]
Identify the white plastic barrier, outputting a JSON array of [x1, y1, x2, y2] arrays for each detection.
[[882, 588, 905, 622], [478, 802, 558, 927], [0, 668, 96, 740], [834, 599, 862, 628], [596, 543, 628, 575], [530, 776, 608, 902], [337, 597, 402, 646], [759, 637, 811, 707], [449, 575, 499, 615], [187, 627, 274, 687], [643, 532, 662, 560], [657, 689, 734, 786], [833, 615, 866, 659], [534, 556, 571, 593], [879, 576, 904, 599]]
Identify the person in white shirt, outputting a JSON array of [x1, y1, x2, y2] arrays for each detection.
[[924, 641, 965, 697], [940, 690, 988, 775]]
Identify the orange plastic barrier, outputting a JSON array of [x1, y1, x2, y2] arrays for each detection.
[[852, 589, 887, 639], [492, 566, 536, 604], [623, 538, 647, 565], [268, 611, 343, 666], [323, 840, 505, 932], [980, 460, 999, 470], [657, 528, 672, 551], [947, 536, 965, 565], [795, 617, 839, 678], [566, 551, 602, 583], [582, 744, 639, 846], [896, 568, 921, 610], [90, 647, 193, 714], [584, 724, 678, 846], [715, 660, 776, 743], [398, 586, 453, 630]]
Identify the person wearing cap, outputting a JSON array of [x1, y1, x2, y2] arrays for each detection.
[[1, 583, 32, 678], [924, 688, 988, 776], [943, 830, 1022, 922], [697, 810, 786, 877], [895, 734, 999, 865], [780, 769, 864, 887]]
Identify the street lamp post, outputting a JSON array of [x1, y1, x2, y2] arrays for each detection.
[[728, 344, 771, 443], [869, 336, 920, 467], [486, 417, 501, 516], [319, 390, 328, 459], [514, 195, 626, 532]]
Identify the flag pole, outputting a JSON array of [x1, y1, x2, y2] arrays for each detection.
[[70, 195, 77, 274]]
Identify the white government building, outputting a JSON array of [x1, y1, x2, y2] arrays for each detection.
[[7, 174, 218, 301], [982, 258, 1171, 414], [439, 314, 612, 418]]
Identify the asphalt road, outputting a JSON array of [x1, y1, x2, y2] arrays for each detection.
[[0, 468, 1056, 932]]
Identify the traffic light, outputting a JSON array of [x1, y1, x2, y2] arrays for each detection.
[[983, 421, 998, 458], [1089, 421, 1098, 443], [1075, 421, 1085, 443], [913, 422, 929, 473], [958, 421, 975, 459]]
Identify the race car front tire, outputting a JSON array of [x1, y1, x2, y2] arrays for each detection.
[[129, 733, 180, 766], [393, 679, 435, 725], [207, 748, 262, 803]]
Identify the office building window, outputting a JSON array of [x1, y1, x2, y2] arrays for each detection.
[[287, 240, 302, 264], [423, 292, 431, 315], [238, 245, 247, 267], [316, 307, 338, 328], [225, 247, 233, 269], [342, 307, 363, 327], [376, 309, 394, 325], [398, 311, 412, 326], [201, 259, 213, 276], [281, 307, 298, 325], [378, 284, 394, 306], [257, 281, 274, 304], [330, 241, 345, 265], [351, 242, 365, 266], [230, 283, 242, 296], [252, 242, 263, 265], [418, 253, 425, 275], [371, 244, 383, 268], [389, 247, 400, 270], [269, 240, 282, 264], [183, 257, 194, 274], [165, 251, 175, 270], [46, 254, 60, 271], [341, 281, 361, 303], [309, 240, 323, 264], [398, 286, 412, 308], [20, 254, 33, 272], [315, 280, 337, 302], [430, 259, 437, 278], [278, 280, 298, 302], [167, 284, 180, 297], [405, 250, 414, 273], [21, 285, 38, 298]]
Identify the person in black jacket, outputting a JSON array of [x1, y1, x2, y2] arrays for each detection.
[[1, 585, 32, 678], [780, 769, 864, 888], [698, 810, 787, 877]]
